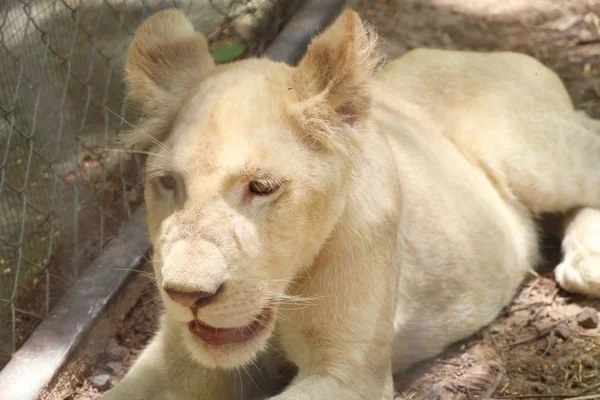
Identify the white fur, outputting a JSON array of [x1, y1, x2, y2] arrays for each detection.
[[104, 8, 600, 400]]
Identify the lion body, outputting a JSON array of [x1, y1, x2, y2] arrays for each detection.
[[104, 9, 600, 400]]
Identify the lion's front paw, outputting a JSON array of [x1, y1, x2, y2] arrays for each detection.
[[555, 209, 600, 297], [555, 250, 600, 297]]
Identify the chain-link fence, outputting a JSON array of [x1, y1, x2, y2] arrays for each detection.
[[0, 0, 301, 370]]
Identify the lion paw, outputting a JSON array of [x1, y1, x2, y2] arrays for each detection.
[[555, 216, 600, 297]]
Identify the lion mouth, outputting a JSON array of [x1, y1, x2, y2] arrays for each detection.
[[188, 306, 274, 345]]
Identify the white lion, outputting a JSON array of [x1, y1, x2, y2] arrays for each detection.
[[104, 8, 600, 400]]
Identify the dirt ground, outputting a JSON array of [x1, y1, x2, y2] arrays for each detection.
[[67, 0, 600, 399], [352, 0, 600, 119], [68, 286, 160, 400]]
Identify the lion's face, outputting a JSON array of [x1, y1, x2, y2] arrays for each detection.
[[144, 61, 351, 367], [125, 9, 375, 368]]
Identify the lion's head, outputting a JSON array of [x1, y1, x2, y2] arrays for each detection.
[[124, 8, 376, 368]]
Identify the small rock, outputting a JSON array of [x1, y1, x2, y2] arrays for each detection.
[[554, 323, 571, 340], [424, 383, 445, 400], [576, 309, 599, 329], [534, 321, 554, 335], [89, 374, 111, 391], [531, 382, 545, 393], [580, 355, 598, 369], [105, 361, 123, 374], [126, 188, 141, 203], [558, 304, 583, 319]]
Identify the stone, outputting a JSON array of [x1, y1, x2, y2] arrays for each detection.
[[554, 323, 571, 340], [534, 321, 554, 335], [531, 382, 545, 393], [580, 355, 598, 369], [576, 309, 599, 329], [105, 361, 123, 374], [126, 188, 141, 203], [89, 374, 111, 391], [558, 304, 583, 319]]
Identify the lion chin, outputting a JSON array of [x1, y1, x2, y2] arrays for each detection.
[[179, 308, 277, 369]]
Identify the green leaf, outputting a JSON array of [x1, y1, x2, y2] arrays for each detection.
[[212, 43, 247, 63]]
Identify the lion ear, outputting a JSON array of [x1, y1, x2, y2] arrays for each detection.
[[293, 9, 378, 127], [125, 9, 215, 117]]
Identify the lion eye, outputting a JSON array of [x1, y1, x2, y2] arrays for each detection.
[[248, 180, 278, 196], [158, 174, 178, 191]]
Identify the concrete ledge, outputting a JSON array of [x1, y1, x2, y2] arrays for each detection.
[[266, 0, 347, 64]]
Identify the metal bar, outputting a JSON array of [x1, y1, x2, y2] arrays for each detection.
[[265, 0, 347, 65]]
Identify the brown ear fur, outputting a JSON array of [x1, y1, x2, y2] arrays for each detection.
[[124, 9, 214, 148], [291, 9, 378, 151]]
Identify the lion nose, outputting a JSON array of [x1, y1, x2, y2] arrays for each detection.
[[164, 285, 223, 308]]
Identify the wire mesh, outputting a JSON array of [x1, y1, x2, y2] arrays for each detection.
[[0, 0, 301, 370]]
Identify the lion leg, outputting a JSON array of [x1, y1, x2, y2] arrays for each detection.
[[500, 111, 600, 296], [269, 374, 394, 400], [103, 329, 234, 400], [499, 111, 600, 214], [504, 113, 600, 296], [554, 208, 600, 297]]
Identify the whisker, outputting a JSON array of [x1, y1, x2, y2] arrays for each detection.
[[96, 147, 170, 162], [248, 358, 266, 383], [264, 341, 285, 358], [241, 362, 260, 392], [236, 366, 243, 399], [103, 105, 168, 151]]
